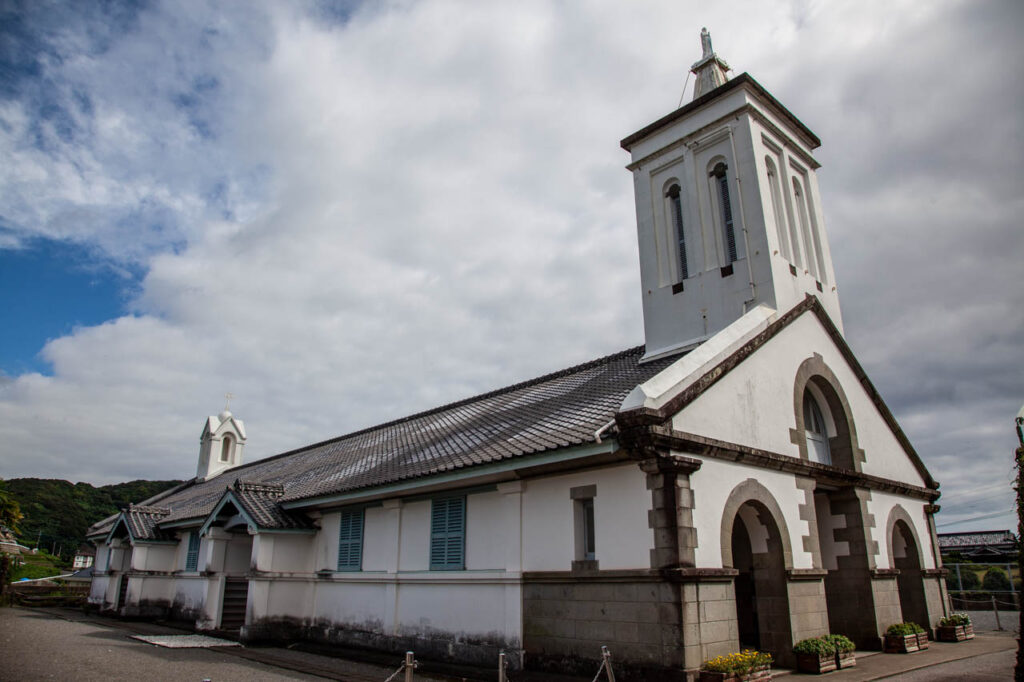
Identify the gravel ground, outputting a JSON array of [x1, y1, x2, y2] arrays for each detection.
[[964, 609, 1020, 633]]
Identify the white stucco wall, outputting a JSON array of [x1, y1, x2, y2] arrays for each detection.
[[672, 312, 928, 488], [687, 456, 815, 569], [268, 534, 315, 573], [521, 463, 652, 572], [867, 492, 936, 570]]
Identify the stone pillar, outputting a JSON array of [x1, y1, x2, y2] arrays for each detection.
[[923, 503, 949, 623], [639, 455, 702, 569], [786, 570, 829, 648], [679, 572, 738, 672], [823, 487, 883, 649]]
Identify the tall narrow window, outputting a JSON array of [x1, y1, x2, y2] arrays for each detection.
[[220, 436, 232, 463], [792, 178, 818, 280], [711, 162, 737, 264], [803, 393, 832, 465], [581, 498, 596, 560], [666, 184, 688, 280], [430, 496, 465, 571], [185, 532, 200, 572], [337, 508, 364, 571], [765, 158, 791, 262]]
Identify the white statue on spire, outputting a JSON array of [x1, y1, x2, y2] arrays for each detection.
[[691, 28, 730, 100]]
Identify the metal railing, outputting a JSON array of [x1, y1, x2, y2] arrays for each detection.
[[380, 645, 618, 682]]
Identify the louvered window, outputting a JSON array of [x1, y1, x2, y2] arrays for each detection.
[[430, 496, 466, 571], [712, 163, 738, 263], [667, 184, 688, 280], [337, 508, 364, 571], [185, 532, 200, 572]]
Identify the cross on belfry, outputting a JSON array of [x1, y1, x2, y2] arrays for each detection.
[[224, 392, 234, 411]]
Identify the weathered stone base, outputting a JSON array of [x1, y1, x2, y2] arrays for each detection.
[[244, 616, 520, 670], [523, 571, 684, 682]]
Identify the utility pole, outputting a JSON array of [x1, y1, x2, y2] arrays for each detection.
[[1014, 405, 1023, 682]]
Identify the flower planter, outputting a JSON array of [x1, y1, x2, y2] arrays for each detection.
[[936, 624, 974, 642], [795, 652, 836, 674], [835, 651, 856, 669], [916, 632, 930, 650], [884, 633, 920, 653], [698, 665, 773, 682]]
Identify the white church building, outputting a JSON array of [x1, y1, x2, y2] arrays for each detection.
[[88, 31, 947, 678]]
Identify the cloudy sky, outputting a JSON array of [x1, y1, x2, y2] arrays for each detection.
[[1, 0, 1020, 533]]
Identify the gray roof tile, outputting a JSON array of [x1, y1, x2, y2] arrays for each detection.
[[89, 345, 681, 535]]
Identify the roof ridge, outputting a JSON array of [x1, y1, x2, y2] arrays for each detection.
[[217, 344, 649, 474]]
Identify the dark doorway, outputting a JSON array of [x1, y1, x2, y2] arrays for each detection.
[[732, 520, 760, 648], [893, 521, 929, 631], [729, 503, 793, 665]]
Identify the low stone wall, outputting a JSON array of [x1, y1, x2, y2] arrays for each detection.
[[522, 570, 684, 682]]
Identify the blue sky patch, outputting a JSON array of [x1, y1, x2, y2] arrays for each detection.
[[0, 238, 141, 376]]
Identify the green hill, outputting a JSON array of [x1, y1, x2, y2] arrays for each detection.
[[3, 478, 183, 560]]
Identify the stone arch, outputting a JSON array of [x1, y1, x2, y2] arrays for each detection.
[[886, 505, 930, 631], [885, 504, 924, 569], [720, 478, 794, 571], [721, 479, 796, 662], [790, 354, 865, 471]]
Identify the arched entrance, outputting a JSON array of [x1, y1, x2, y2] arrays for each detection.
[[725, 499, 793, 662], [892, 519, 929, 631]]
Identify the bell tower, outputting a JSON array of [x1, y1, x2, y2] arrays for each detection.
[[621, 29, 843, 360], [196, 405, 246, 481]]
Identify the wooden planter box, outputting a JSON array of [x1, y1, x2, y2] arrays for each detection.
[[936, 624, 975, 642], [698, 665, 772, 682], [884, 633, 920, 653], [916, 632, 930, 650], [795, 652, 836, 674], [835, 651, 856, 669]]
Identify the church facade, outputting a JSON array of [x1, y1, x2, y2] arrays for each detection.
[[88, 32, 947, 679]]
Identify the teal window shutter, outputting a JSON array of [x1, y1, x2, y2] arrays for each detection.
[[430, 496, 465, 570], [337, 508, 364, 571], [185, 532, 200, 572]]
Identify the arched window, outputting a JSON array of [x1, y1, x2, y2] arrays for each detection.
[[792, 177, 818, 279], [764, 157, 791, 262], [803, 393, 831, 465], [710, 162, 738, 265], [220, 435, 233, 463], [665, 184, 689, 280]]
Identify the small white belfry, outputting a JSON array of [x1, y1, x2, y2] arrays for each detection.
[[196, 408, 246, 481]]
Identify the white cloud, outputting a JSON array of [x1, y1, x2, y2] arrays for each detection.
[[0, 0, 1020, 533]]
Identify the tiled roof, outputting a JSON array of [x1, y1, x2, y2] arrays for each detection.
[[89, 345, 681, 535], [119, 505, 173, 541], [217, 480, 313, 531], [937, 530, 1016, 548]]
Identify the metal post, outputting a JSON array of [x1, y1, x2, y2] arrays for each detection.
[[992, 596, 1003, 631], [498, 651, 507, 682], [404, 651, 414, 682], [956, 563, 963, 593], [602, 646, 616, 682]]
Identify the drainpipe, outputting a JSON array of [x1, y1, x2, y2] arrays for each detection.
[[594, 419, 616, 444]]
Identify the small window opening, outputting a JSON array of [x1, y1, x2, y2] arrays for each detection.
[[220, 436, 232, 463], [803, 393, 832, 465], [185, 532, 200, 572], [666, 184, 688, 281], [792, 178, 818, 280], [711, 162, 738, 264]]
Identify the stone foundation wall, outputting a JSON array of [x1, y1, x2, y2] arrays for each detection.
[[787, 574, 829, 649], [523, 572, 684, 681], [870, 573, 903, 646], [679, 578, 737, 671]]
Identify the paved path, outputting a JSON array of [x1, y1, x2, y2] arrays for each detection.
[[1, 607, 1018, 681]]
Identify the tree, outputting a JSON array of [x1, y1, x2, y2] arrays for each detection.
[[0, 479, 23, 534], [983, 567, 1011, 592]]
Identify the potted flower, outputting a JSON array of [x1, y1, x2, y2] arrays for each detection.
[[793, 637, 836, 674], [936, 613, 974, 642], [884, 622, 925, 653], [699, 650, 773, 681], [823, 634, 856, 669]]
